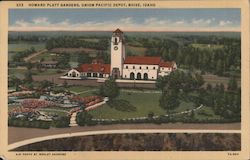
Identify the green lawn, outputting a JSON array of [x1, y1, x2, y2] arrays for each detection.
[[69, 85, 98, 97], [53, 85, 98, 96], [67, 86, 97, 93], [8, 68, 64, 79], [30, 52, 57, 62], [8, 68, 27, 79], [38, 108, 69, 116], [89, 91, 200, 119], [34, 69, 66, 76], [9, 42, 45, 52]]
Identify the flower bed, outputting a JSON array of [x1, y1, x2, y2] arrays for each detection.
[[8, 107, 36, 116], [21, 99, 58, 109]]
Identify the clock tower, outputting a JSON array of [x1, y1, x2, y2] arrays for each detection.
[[110, 28, 125, 79]]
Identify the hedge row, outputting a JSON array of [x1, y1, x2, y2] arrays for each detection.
[[8, 116, 71, 129], [90, 116, 241, 125], [8, 118, 51, 129]]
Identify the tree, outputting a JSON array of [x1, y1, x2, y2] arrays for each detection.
[[54, 116, 70, 128], [216, 59, 223, 75], [36, 62, 42, 72], [40, 80, 52, 90], [159, 92, 180, 113], [194, 73, 204, 88], [24, 70, 33, 83], [76, 112, 93, 126], [155, 76, 169, 93], [206, 83, 212, 91], [63, 80, 68, 88], [30, 47, 36, 53], [228, 77, 238, 92], [26, 62, 33, 70], [219, 83, 225, 93], [148, 111, 154, 119], [77, 52, 91, 64], [57, 52, 70, 69], [8, 76, 21, 91], [101, 78, 119, 100]]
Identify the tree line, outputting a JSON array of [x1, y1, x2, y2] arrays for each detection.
[[45, 36, 109, 50], [126, 35, 240, 77]]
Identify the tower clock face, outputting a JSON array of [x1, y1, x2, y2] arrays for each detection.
[[114, 46, 118, 50]]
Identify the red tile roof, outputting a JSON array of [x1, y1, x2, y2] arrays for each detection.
[[124, 56, 161, 65], [113, 28, 123, 34], [76, 64, 110, 74], [159, 61, 175, 68]]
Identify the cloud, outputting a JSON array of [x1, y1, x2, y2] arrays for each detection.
[[32, 17, 49, 25], [219, 20, 233, 26], [175, 20, 185, 25], [119, 17, 133, 24], [144, 17, 170, 26], [9, 16, 240, 32], [15, 19, 28, 27], [192, 18, 214, 25]]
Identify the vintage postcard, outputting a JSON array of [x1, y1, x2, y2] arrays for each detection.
[[0, 0, 249, 160]]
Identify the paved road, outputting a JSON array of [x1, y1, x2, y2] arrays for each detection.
[[8, 122, 240, 144]]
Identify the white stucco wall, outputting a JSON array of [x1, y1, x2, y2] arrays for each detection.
[[122, 64, 159, 80], [67, 69, 80, 77], [158, 67, 172, 76], [111, 35, 125, 77], [159, 67, 172, 76], [67, 69, 109, 79]]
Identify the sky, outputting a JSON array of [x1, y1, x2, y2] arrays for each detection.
[[9, 9, 241, 32]]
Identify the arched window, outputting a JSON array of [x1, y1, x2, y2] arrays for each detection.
[[133, 66, 135, 69], [87, 73, 91, 77], [143, 73, 148, 80], [137, 73, 141, 80], [126, 66, 128, 69], [139, 66, 141, 69], [130, 72, 135, 80]]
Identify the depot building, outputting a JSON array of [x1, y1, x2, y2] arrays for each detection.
[[65, 29, 177, 81]]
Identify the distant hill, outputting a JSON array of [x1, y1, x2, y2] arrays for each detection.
[[9, 31, 241, 39]]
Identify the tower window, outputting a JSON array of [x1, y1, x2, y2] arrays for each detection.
[[126, 66, 128, 69], [146, 67, 148, 69], [133, 66, 135, 69], [114, 37, 118, 45], [139, 66, 141, 69], [153, 67, 155, 70]]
